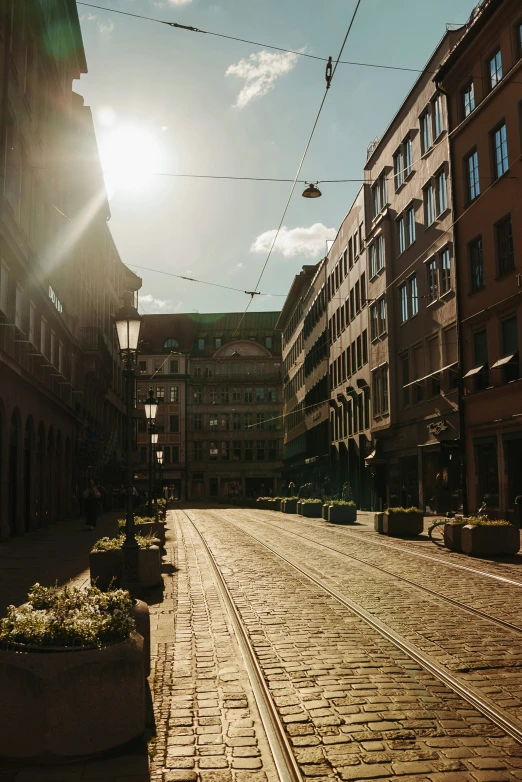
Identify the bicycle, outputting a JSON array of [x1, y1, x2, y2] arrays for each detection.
[[427, 502, 487, 547]]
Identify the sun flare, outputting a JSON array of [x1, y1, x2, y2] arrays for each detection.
[[99, 125, 162, 196]]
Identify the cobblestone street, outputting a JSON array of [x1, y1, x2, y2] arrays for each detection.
[[2, 505, 522, 781]]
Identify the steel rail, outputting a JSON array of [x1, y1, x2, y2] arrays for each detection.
[[237, 512, 522, 637], [292, 515, 522, 588], [205, 510, 522, 747], [179, 508, 304, 782]]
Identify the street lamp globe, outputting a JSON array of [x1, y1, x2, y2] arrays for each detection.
[[144, 388, 158, 421], [151, 432, 159, 445], [114, 290, 142, 354], [156, 450, 164, 465]]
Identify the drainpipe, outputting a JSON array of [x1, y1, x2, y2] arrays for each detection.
[[438, 82, 468, 515]]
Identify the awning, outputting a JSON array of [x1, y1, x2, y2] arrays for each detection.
[[491, 353, 517, 369], [463, 364, 485, 378], [403, 362, 458, 388]]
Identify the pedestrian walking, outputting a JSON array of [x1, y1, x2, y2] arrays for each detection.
[[342, 481, 353, 502], [288, 481, 296, 497], [83, 479, 101, 529]]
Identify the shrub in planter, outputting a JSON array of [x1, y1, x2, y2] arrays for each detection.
[[91, 535, 162, 591], [0, 584, 145, 758], [256, 497, 272, 510], [383, 507, 423, 537], [282, 497, 298, 514], [328, 500, 357, 524], [444, 520, 466, 551], [461, 518, 520, 557], [300, 498, 323, 518], [118, 517, 166, 546]]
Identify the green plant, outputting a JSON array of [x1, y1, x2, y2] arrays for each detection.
[[386, 506, 422, 514], [118, 516, 163, 530], [0, 584, 135, 649], [93, 534, 158, 551], [300, 498, 323, 504], [285, 496, 299, 501], [465, 517, 512, 527], [256, 497, 271, 501], [330, 499, 356, 507]]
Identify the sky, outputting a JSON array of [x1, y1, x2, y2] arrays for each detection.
[[75, 0, 481, 316]]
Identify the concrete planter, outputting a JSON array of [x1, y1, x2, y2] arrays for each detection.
[[297, 502, 303, 514], [0, 632, 145, 759], [131, 599, 151, 677], [374, 513, 384, 533], [282, 499, 297, 514], [328, 505, 357, 524], [383, 511, 423, 537], [271, 499, 282, 511], [322, 504, 331, 520], [444, 521, 466, 552], [135, 520, 165, 546], [301, 503, 322, 518], [90, 545, 162, 590], [139, 545, 162, 588], [461, 524, 520, 557], [256, 500, 270, 510]]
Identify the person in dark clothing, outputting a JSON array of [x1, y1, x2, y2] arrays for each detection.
[[83, 480, 101, 529], [288, 481, 296, 497], [321, 477, 332, 502]]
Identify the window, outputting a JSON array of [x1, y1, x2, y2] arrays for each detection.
[[139, 447, 147, 463], [427, 259, 438, 303], [394, 150, 403, 190], [256, 413, 265, 430], [215, 338, 222, 349], [355, 281, 360, 313], [488, 49, 503, 89], [401, 355, 410, 407], [267, 386, 276, 402], [219, 363, 228, 375], [232, 388, 241, 402], [256, 387, 265, 402], [169, 415, 179, 433], [244, 412, 253, 430], [500, 315, 519, 382], [465, 150, 480, 202], [50, 331, 56, 367], [198, 338, 204, 350], [440, 248, 451, 295], [371, 365, 389, 417], [492, 123, 508, 179], [410, 275, 418, 317], [40, 317, 47, 356], [209, 442, 218, 460], [204, 364, 213, 377], [233, 441, 242, 460], [462, 82, 475, 118], [172, 446, 180, 464], [193, 387, 202, 404], [359, 224, 364, 251], [518, 22, 522, 58], [194, 413, 202, 431], [376, 235, 385, 272], [433, 94, 444, 138], [421, 111, 431, 154], [400, 283, 408, 324], [193, 365, 202, 377], [398, 216, 406, 254], [265, 336, 273, 349], [138, 361, 147, 374], [371, 298, 387, 339], [268, 440, 277, 460], [256, 441, 265, 460], [220, 388, 229, 404], [29, 302, 35, 344], [424, 183, 435, 226], [169, 386, 179, 403], [496, 215, 514, 276], [406, 205, 416, 246], [209, 388, 218, 404], [360, 273, 366, 306], [369, 244, 377, 278], [370, 304, 379, 341], [156, 386, 165, 402], [413, 346, 425, 404], [469, 236, 484, 291], [221, 441, 230, 460], [232, 413, 241, 431], [245, 387, 253, 403], [353, 232, 358, 258], [138, 418, 147, 433], [244, 441, 253, 461], [404, 136, 413, 177], [154, 360, 162, 373], [436, 169, 447, 214], [0, 264, 9, 314], [379, 297, 386, 335], [15, 285, 23, 329], [372, 174, 386, 217]]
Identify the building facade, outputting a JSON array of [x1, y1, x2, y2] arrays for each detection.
[[278, 263, 330, 491], [327, 188, 373, 508], [364, 29, 463, 513], [436, 0, 522, 517], [0, 1, 140, 538]]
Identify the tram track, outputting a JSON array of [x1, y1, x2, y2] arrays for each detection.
[[178, 505, 522, 751]]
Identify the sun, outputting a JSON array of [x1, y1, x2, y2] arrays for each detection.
[[99, 125, 162, 196]]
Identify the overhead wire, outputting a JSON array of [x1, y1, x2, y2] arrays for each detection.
[[127, 263, 287, 297]]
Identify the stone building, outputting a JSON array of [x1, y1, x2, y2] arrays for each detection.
[[277, 263, 330, 492], [0, 1, 140, 537], [364, 27, 463, 512], [435, 0, 522, 517], [327, 188, 373, 508]]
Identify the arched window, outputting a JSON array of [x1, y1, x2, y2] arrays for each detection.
[[164, 338, 179, 349]]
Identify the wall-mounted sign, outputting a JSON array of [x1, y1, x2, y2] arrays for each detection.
[[49, 285, 63, 314]]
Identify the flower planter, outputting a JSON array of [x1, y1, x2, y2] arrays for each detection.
[[328, 505, 357, 524], [383, 511, 423, 537], [322, 504, 331, 520], [139, 545, 162, 588], [132, 599, 151, 677], [0, 632, 145, 759], [374, 513, 384, 533], [271, 499, 282, 511], [90, 546, 162, 590], [444, 521, 466, 552], [282, 499, 297, 514], [301, 503, 322, 518], [135, 520, 165, 546], [256, 500, 270, 510], [461, 524, 520, 557], [297, 502, 303, 514]]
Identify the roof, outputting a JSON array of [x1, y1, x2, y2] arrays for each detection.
[[435, 0, 502, 84], [276, 264, 320, 330]]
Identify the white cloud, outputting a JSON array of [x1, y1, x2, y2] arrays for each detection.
[[80, 13, 114, 35], [229, 262, 244, 274], [140, 294, 169, 312], [226, 50, 300, 109], [250, 223, 336, 259], [151, 0, 192, 6]]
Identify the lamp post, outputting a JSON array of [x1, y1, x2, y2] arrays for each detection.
[[144, 389, 158, 515], [114, 291, 142, 594]]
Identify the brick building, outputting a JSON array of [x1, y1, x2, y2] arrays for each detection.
[[0, 1, 140, 537], [364, 28, 463, 512], [435, 0, 522, 516]]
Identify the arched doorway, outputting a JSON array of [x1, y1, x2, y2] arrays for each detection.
[[8, 411, 21, 536], [36, 423, 46, 527], [24, 417, 35, 532]]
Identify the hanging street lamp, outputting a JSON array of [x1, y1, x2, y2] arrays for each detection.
[[113, 290, 142, 595], [302, 182, 322, 199]]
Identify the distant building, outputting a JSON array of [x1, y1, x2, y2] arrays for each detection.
[[435, 0, 522, 517], [0, 0, 139, 537], [277, 263, 330, 492], [327, 188, 373, 508], [364, 27, 462, 513]]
